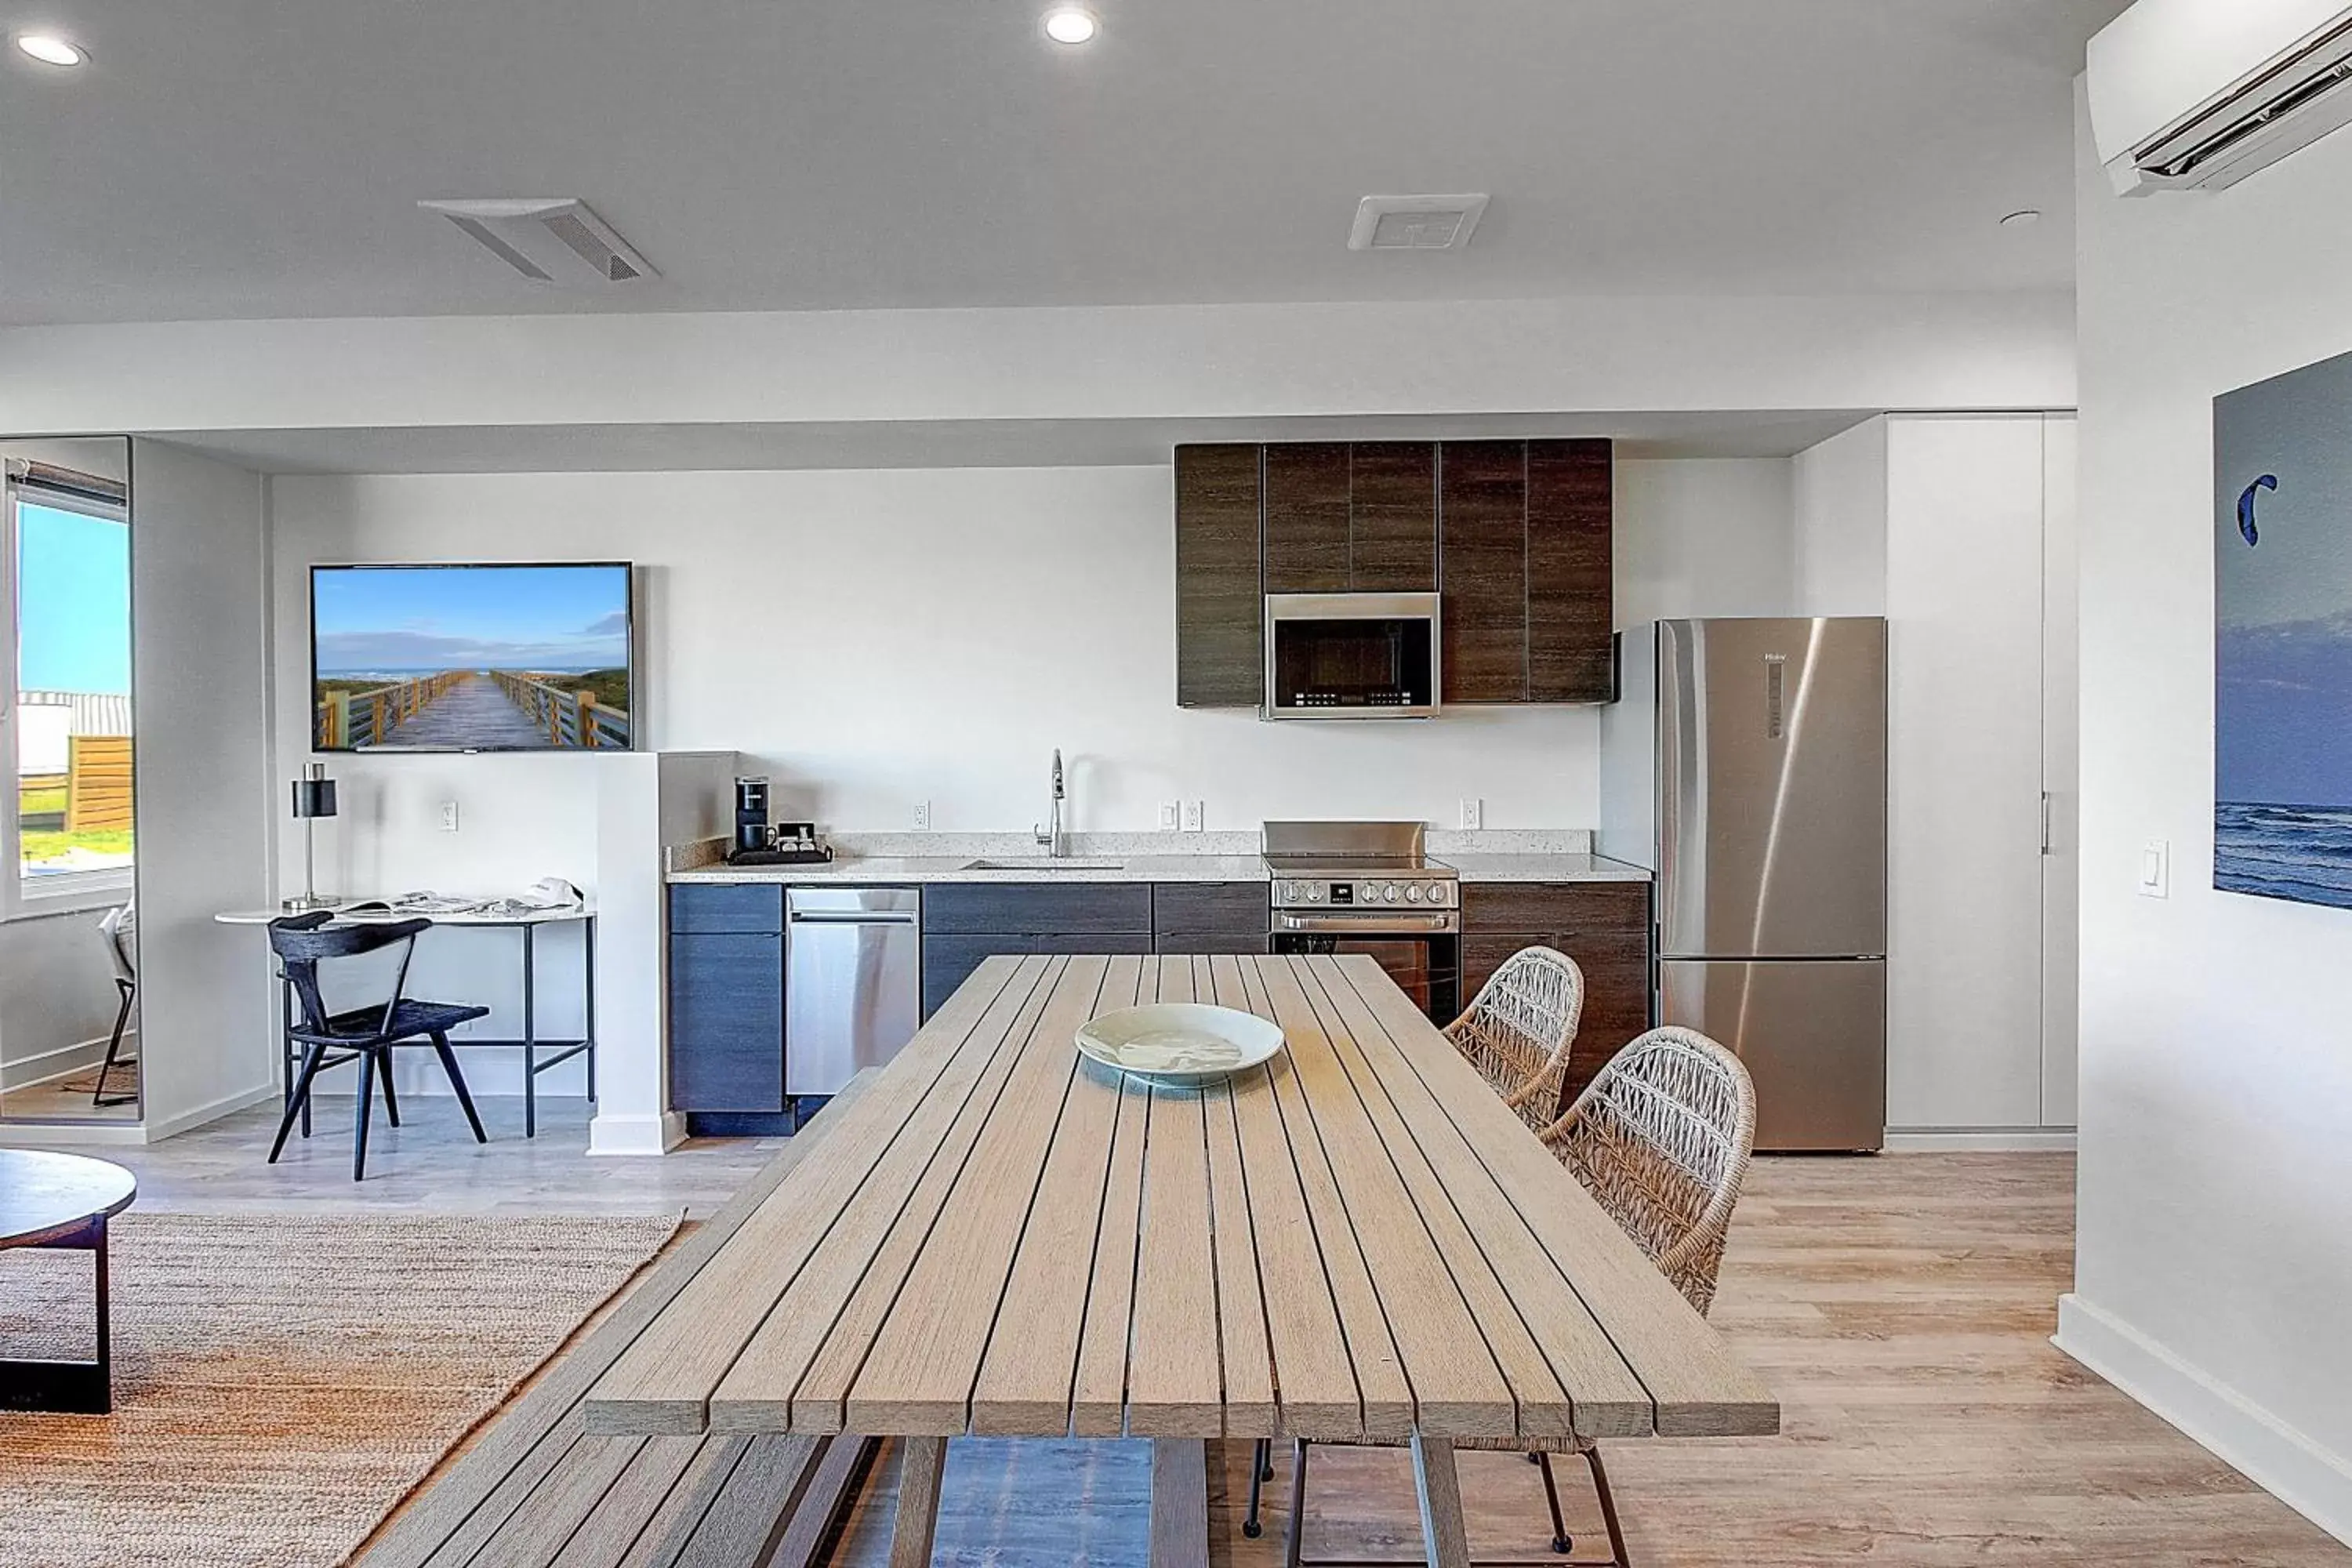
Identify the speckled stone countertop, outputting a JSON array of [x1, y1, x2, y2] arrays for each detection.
[[666, 829, 1651, 885]]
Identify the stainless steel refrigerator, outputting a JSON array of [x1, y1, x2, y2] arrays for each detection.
[[1600, 617, 1888, 1152]]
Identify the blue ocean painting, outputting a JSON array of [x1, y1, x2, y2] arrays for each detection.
[[2216, 347, 2352, 910]]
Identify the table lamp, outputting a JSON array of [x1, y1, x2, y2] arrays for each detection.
[[284, 761, 339, 913]]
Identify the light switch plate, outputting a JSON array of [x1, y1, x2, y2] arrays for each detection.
[[439, 800, 460, 833], [1159, 800, 1180, 830], [2139, 838, 2169, 899], [1184, 800, 1205, 833]]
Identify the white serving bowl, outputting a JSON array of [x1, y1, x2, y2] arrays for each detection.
[[1074, 1003, 1286, 1088]]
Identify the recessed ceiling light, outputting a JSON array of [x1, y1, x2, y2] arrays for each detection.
[[1043, 6, 1098, 45], [1998, 209, 2042, 229], [14, 33, 87, 67]]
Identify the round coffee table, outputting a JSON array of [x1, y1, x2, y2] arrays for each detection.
[[0, 1149, 136, 1414]]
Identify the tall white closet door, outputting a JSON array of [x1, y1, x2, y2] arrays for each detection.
[[2041, 415, 2080, 1127], [1885, 415, 2049, 1131]]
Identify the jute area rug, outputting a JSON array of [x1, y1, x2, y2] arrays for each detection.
[[0, 1210, 682, 1568]]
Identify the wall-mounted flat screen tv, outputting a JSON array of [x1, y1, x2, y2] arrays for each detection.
[[310, 562, 636, 752]]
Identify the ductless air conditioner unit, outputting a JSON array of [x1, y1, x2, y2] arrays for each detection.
[[2089, 0, 2352, 194]]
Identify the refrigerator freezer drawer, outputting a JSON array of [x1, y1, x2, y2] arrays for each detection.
[[1657, 957, 1886, 1152]]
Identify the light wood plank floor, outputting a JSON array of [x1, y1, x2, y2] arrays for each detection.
[[66, 1109, 2352, 1564]]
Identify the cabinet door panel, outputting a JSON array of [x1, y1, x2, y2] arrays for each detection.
[[669, 933, 785, 1111], [670, 883, 784, 935], [922, 934, 1038, 1018], [1263, 444, 1352, 594], [1439, 441, 1530, 703], [1152, 882, 1270, 941], [1174, 445, 1265, 708], [925, 883, 1153, 936], [1035, 933, 1156, 956], [1461, 880, 1649, 933], [1348, 442, 1438, 591], [1526, 438, 1615, 702]]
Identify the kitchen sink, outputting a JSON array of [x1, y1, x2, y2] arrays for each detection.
[[959, 857, 1127, 872]]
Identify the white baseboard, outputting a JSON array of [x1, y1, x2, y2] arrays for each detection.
[[589, 1109, 685, 1157], [0, 1029, 132, 1091], [2056, 1294, 2352, 1546], [1883, 1126, 2077, 1152], [143, 1082, 280, 1142], [0, 1119, 149, 1149]]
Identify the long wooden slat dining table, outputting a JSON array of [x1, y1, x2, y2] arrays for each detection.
[[584, 952, 1777, 1566]]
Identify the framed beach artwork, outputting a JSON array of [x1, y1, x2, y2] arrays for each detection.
[[2215, 347, 2352, 909]]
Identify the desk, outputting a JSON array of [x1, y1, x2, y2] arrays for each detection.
[[0, 1150, 137, 1415], [213, 905, 597, 1138], [582, 953, 1777, 1566]]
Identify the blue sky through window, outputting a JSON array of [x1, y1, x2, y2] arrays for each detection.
[[18, 503, 131, 695]]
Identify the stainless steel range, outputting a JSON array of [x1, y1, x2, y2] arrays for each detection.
[[1263, 820, 1460, 1022]]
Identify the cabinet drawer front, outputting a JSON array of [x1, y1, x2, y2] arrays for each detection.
[[925, 883, 1152, 936], [1462, 880, 1649, 934], [669, 933, 785, 1112], [1034, 933, 1155, 956], [922, 935, 1039, 1018], [1154, 932, 1269, 956], [670, 882, 785, 935], [1152, 881, 1270, 938]]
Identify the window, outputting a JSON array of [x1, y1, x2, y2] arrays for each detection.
[[4, 457, 133, 916]]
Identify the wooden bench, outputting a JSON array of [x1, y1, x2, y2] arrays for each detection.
[[354, 1078, 881, 1568]]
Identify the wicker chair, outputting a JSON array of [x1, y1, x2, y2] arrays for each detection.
[[1443, 946, 1585, 1131], [1252, 1025, 1759, 1567]]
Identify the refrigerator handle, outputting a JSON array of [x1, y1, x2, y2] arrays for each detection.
[[2041, 791, 2053, 856]]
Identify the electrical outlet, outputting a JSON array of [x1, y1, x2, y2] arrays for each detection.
[[913, 799, 932, 832], [439, 800, 460, 833], [1183, 800, 1206, 833], [1459, 797, 1483, 831], [1159, 800, 1181, 830]]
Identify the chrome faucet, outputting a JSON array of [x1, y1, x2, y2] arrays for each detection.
[[1033, 748, 1068, 858]]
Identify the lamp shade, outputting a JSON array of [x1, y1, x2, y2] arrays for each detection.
[[291, 774, 337, 819]]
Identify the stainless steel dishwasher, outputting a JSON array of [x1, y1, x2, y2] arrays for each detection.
[[784, 887, 922, 1097]]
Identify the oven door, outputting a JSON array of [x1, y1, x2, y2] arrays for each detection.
[[1272, 915, 1460, 1022], [1264, 592, 1441, 718]]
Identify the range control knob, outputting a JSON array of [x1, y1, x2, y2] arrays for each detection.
[[1308, 884, 1325, 902], [1279, 880, 1300, 902], [1405, 884, 1425, 903], [1383, 883, 1402, 902]]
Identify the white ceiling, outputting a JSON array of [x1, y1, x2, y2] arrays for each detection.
[[0, 0, 2128, 326]]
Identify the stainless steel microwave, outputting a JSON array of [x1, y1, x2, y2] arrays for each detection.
[[1263, 592, 1442, 719]]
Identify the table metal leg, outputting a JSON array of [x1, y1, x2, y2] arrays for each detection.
[[889, 1436, 948, 1568], [583, 916, 597, 1104], [522, 923, 537, 1139], [1410, 1436, 1472, 1568], [0, 1216, 113, 1415]]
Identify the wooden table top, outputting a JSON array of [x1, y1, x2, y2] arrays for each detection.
[[584, 953, 1776, 1445], [0, 1149, 137, 1249]]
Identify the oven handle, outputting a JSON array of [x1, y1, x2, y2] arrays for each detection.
[[1272, 911, 1460, 935]]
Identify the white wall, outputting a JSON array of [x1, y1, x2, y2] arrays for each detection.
[[0, 295, 2075, 438], [126, 438, 274, 1139], [2061, 90, 2352, 1544], [1793, 417, 1889, 616], [1613, 459, 1795, 624]]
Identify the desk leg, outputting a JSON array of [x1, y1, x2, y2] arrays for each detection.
[[1410, 1436, 1471, 1568], [522, 923, 537, 1139], [889, 1436, 947, 1568], [1147, 1439, 1208, 1568], [583, 916, 597, 1104], [0, 1215, 112, 1415]]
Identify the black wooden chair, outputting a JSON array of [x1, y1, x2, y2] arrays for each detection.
[[266, 913, 492, 1181]]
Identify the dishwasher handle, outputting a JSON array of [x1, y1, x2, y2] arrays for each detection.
[[788, 911, 920, 926]]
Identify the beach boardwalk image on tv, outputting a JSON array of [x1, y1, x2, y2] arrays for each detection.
[[2216, 348, 2352, 910], [311, 564, 632, 751]]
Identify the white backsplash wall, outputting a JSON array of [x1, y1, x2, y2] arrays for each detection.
[[269, 461, 1796, 847]]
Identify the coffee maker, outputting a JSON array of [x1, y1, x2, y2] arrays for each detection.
[[726, 776, 834, 867]]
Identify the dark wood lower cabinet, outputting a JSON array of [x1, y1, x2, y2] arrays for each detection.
[[1461, 880, 1653, 1117], [668, 931, 785, 1112]]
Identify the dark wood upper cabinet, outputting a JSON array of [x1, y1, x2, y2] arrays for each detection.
[[1261, 444, 1352, 594], [1173, 445, 1265, 709], [1438, 441, 1529, 704], [1347, 443, 1439, 591], [1436, 437, 1614, 706], [1526, 438, 1615, 702], [1174, 436, 1611, 710]]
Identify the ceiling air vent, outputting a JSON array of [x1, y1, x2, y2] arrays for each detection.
[[418, 198, 658, 285], [1348, 194, 1490, 252]]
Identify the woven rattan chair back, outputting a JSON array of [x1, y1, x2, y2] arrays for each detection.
[[1541, 1025, 1756, 1316], [1443, 946, 1585, 1130]]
